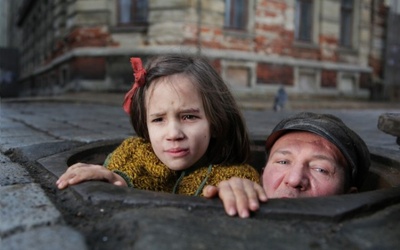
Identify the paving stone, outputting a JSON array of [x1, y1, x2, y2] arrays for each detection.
[[2, 225, 87, 250], [0, 117, 27, 129], [1, 126, 48, 137], [4, 141, 84, 163], [0, 183, 62, 236], [0, 136, 61, 153], [0, 116, 55, 140], [30, 120, 75, 131], [47, 128, 93, 138], [72, 121, 118, 131], [0, 153, 32, 186], [101, 129, 133, 139]]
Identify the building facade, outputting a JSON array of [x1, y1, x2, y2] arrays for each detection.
[[0, 0, 22, 97], [12, 0, 396, 99]]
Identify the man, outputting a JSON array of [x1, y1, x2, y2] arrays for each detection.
[[203, 112, 371, 218]]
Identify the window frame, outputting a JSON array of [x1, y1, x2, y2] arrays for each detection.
[[295, 0, 314, 43], [224, 0, 249, 31], [340, 0, 354, 48], [116, 0, 148, 27]]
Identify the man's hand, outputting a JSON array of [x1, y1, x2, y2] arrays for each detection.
[[56, 162, 127, 189], [203, 177, 267, 218]]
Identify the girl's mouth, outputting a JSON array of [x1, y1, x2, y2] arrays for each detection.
[[166, 148, 189, 157]]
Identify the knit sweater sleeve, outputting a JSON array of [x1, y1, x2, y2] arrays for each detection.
[[206, 164, 261, 187], [104, 137, 176, 191], [177, 164, 261, 196]]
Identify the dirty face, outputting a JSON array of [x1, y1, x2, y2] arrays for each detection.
[[145, 74, 211, 171], [262, 131, 350, 198]]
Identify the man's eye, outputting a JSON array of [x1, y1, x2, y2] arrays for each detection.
[[277, 160, 288, 165], [314, 168, 329, 175]]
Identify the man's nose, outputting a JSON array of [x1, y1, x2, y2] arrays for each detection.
[[284, 165, 309, 191]]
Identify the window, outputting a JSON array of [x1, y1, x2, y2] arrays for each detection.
[[340, 0, 354, 47], [295, 0, 313, 42], [118, 0, 148, 26], [224, 0, 248, 30]]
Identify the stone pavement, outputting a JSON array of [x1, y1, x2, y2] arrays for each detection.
[[1, 93, 400, 249]]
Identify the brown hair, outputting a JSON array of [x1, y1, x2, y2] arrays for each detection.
[[129, 54, 250, 165]]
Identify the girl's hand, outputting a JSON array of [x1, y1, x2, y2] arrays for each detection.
[[56, 162, 127, 189], [203, 177, 267, 218]]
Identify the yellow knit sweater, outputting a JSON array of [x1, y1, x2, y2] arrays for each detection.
[[104, 137, 260, 196]]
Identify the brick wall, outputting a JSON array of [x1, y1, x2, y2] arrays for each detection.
[[257, 63, 294, 86]]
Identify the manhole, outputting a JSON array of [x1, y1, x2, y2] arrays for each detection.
[[38, 138, 400, 221]]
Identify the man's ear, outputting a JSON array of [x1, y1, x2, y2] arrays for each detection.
[[347, 186, 358, 194]]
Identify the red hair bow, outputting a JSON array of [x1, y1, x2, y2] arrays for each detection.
[[123, 57, 146, 114]]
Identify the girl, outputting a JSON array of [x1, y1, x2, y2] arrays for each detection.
[[56, 54, 260, 196]]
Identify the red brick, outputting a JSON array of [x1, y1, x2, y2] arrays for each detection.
[[67, 27, 116, 48], [70, 57, 106, 79], [257, 63, 294, 86], [369, 56, 383, 77], [321, 70, 337, 88], [209, 59, 221, 74]]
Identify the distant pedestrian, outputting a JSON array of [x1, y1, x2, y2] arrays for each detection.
[[273, 86, 288, 111], [56, 54, 259, 196]]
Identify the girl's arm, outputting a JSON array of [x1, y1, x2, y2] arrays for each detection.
[[56, 162, 128, 189]]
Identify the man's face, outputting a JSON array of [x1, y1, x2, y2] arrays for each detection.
[[262, 131, 351, 198]]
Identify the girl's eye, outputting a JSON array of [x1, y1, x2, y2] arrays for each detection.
[[182, 115, 197, 120], [152, 117, 163, 123]]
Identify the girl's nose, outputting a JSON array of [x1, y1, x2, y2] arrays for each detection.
[[166, 121, 184, 140], [284, 165, 309, 191]]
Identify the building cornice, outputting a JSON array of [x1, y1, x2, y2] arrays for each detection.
[[23, 46, 371, 80]]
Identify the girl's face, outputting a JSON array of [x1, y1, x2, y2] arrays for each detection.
[[145, 74, 211, 171]]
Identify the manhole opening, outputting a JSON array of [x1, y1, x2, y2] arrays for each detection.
[[67, 139, 400, 192]]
